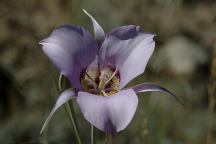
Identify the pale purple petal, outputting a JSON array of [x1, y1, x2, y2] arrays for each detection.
[[100, 25, 155, 88], [87, 55, 99, 71], [40, 25, 98, 89], [131, 83, 185, 106], [40, 89, 75, 134], [83, 9, 105, 46], [76, 89, 138, 134], [106, 89, 138, 132]]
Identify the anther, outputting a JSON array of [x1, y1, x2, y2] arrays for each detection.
[[105, 68, 117, 85], [85, 71, 98, 90]]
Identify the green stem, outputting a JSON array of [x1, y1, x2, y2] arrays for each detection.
[[65, 102, 82, 144], [104, 133, 108, 144], [58, 74, 64, 92], [58, 74, 82, 144], [91, 125, 95, 144]]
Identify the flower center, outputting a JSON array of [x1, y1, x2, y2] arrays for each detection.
[[80, 66, 120, 96]]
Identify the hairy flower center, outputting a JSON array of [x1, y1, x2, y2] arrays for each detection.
[[80, 66, 120, 96]]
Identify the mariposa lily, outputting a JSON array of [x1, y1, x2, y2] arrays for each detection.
[[39, 9, 181, 135]]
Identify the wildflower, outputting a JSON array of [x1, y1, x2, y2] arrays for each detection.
[[40, 10, 178, 135]]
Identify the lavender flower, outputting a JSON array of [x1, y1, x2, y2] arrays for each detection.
[[39, 10, 179, 135]]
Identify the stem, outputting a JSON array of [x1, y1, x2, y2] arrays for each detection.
[[58, 74, 82, 144], [66, 102, 82, 144], [91, 125, 95, 144], [104, 133, 108, 144], [58, 74, 64, 92]]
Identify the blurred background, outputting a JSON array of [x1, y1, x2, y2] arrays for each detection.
[[0, 0, 215, 143]]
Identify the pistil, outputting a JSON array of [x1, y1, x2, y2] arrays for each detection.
[[81, 66, 120, 96]]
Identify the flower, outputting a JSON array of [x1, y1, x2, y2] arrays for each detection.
[[39, 9, 179, 135]]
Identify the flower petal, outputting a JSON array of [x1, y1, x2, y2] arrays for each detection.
[[40, 89, 76, 134], [40, 25, 98, 89], [76, 89, 138, 134], [100, 25, 155, 88], [131, 83, 185, 106], [83, 9, 105, 46]]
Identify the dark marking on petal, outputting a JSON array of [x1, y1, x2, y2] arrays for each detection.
[[107, 25, 142, 40], [104, 119, 116, 137]]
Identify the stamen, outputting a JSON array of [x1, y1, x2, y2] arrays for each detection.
[[101, 90, 107, 96], [105, 68, 118, 85], [85, 71, 98, 90], [98, 77, 106, 92], [81, 67, 120, 96]]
